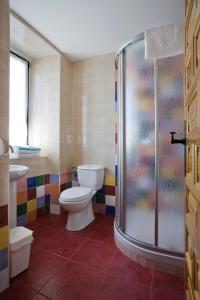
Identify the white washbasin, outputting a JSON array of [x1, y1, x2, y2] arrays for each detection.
[[9, 165, 29, 181]]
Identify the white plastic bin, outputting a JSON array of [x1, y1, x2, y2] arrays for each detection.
[[9, 226, 33, 278]]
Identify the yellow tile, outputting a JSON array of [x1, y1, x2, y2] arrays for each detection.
[[27, 199, 36, 213], [0, 226, 8, 251], [104, 175, 115, 186]]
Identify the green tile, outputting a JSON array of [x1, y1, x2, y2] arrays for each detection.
[[17, 202, 27, 217], [96, 193, 105, 204], [45, 204, 50, 214], [36, 175, 45, 186], [66, 182, 72, 188]]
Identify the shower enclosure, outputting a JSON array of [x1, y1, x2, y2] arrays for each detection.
[[115, 33, 185, 272]]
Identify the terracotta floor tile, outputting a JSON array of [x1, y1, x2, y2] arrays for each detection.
[[15, 249, 67, 291], [152, 271, 184, 295], [40, 261, 106, 300], [106, 250, 153, 288], [90, 222, 114, 244], [151, 288, 184, 300], [98, 280, 151, 300], [41, 231, 86, 258], [31, 225, 60, 254], [0, 214, 184, 300], [40, 213, 67, 230], [0, 281, 36, 300], [71, 239, 117, 270], [32, 293, 51, 300]]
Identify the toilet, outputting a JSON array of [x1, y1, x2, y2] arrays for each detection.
[[59, 164, 104, 231]]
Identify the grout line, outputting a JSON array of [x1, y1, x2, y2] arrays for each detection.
[[25, 215, 115, 292], [37, 259, 70, 293], [35, 291, 52, 300]]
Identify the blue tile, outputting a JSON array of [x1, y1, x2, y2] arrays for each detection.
[[98, 185, 105, 194], [106, 205, 115, 215], [27, 177, 36, 188], [45, 194, 50, 205], [49, 174, 59, 184], [0, 248, 8, 271], [37, 196, 45, 208], [17, 214, 27, 226], [115, 165, 118, 186]]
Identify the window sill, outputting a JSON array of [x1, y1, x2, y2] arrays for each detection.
[[9, 154, 47, 160], [9, 153, 42, 159]]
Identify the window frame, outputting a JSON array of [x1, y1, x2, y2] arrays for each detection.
[[10, 51, 30, 145]]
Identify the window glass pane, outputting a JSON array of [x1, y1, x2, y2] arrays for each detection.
[[9, 55, 28, 146]]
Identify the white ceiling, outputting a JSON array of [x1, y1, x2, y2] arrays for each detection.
[[10, 15, 58, 60], [10, 0, 184, 61]]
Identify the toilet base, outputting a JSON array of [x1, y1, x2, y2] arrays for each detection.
[[66, 201, 95, 231]]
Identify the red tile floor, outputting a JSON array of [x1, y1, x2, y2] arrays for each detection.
[[0, 213, 184, 300]]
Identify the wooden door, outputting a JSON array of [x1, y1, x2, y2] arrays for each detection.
[[185, 0, 200, 299]]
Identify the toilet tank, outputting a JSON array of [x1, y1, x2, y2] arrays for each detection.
[[77, 165, 104, 191]]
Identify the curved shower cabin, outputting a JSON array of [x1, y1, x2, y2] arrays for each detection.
[[114, 33, 185, 275]]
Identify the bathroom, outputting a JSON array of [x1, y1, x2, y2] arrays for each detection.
[[0, 0, 199, 299]]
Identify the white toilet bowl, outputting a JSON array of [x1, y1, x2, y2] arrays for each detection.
[[59, 187, 95, 231]]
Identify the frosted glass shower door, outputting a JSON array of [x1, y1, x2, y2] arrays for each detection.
[[124, 40, 155, 245], [157, 55, 184, 253]]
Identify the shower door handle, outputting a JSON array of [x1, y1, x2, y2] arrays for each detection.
[[170, 131, 186, 145]]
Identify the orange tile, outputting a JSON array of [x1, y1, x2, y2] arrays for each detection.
[[66, 172, 72, 183], [27, 211, 37, 224], [17, 191, 27, 204], [46, 184, 60, 197]]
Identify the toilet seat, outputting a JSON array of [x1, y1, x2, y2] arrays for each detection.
[[60, 187, 93, 203]]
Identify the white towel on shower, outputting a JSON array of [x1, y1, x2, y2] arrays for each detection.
[[145, 23, 183, 59]]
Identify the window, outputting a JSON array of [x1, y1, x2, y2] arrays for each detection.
[[9, 53, 29, 146]]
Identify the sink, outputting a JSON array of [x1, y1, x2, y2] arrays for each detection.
[[9, 165, 29, 228], [9, 165, 29, 181]]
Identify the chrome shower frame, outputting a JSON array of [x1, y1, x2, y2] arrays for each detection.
[[115, 32, 184, 265]]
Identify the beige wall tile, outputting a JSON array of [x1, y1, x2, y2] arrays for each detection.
[[60, 55, 72, 173], [9, 156, 51, 178], [71, 53, 115, 175], [29, 55, 61, 173]]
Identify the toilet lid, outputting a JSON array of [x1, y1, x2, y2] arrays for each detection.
[[60, 187, 93, 202]]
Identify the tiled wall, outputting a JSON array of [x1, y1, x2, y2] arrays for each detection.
[[29, 56, 61, 174], [16, 172, 72, 225], [71, 54, 115, 180], [29, 54, 73, 175], [71, 54, 116, 215], [47, 172, 72, 214], [93, 174, 116, 215], [0, 205, 9, 286], [17, 174, 50, 226], [16, 170, 116, 226], [72, 172, 116, 215]]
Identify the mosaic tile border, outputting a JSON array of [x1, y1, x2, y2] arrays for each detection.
[[16, 168, 116, 227], [0, 205, 8, 273], [72, 171, 116, 215]]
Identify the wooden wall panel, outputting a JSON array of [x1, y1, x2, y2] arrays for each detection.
[[185, 0, 200, 298]]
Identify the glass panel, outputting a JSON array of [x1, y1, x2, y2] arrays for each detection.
[[124, 39, 155, 244], [157, 55, 184, 252], [10, 54, 28, 146]]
